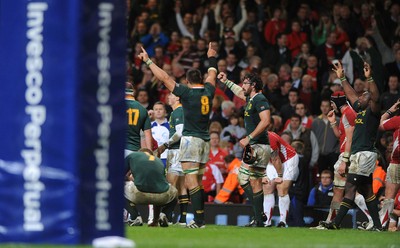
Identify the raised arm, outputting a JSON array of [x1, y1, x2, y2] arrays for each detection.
[[138, 46, 176, 92], [175, 3, 194, 40], [205, 42, 217, 87], [332, 61, 358, 106], [199, 9, 209, 38], [327, 110, 340, 138], [232, 0, 248, 41], [217, 72, 246, 100], [214, 0, 222, 24], [379, 99, 400, 130], [363, 62, 380, 114]]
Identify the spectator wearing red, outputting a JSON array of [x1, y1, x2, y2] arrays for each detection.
[[283, 102, 313, 131], [166, 31, 181, 58], [202, 163, 224, 202], [305, 55, 322, 91], [264, 7, 286, 46], [208, 131, 229, 177], [298, 75, 321, 116], [286, 19, 308, 60]]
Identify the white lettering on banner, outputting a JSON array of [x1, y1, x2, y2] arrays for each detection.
[[95, 2, 114, 231], [22, 2, 48, 232]]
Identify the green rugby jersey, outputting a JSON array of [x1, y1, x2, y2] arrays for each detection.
[[126, 152, 169, 193], [173, 83, 215, 141], [169, 104, 184, 149], [244, 93, 270, 145], [126, 99, 151, 151], [351, 100, 379, 154]]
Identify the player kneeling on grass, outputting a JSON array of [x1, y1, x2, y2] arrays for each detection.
[[125, 148, 178, 227]]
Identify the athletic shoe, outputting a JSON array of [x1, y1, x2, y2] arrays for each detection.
[[244, 219, 255, 227], [175, 222, 187, 227], [186, 220, 205, 228], [277, 221, 287, 228], [147, 221, 158, 227], [309, 221, 327, 230], [357, 221, 374, 231], [147, 218, 153, 225], [262, 212, 268, 222], [244, 220, 264, 227], [245, 214, 267, 227], [158, 213, 169, 227], [369, 226, 383, 232], [128, 216, 143, 226], [320, 221, 339, 230], [264, 224, 272, 227]]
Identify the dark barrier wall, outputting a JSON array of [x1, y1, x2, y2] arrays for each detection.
[[137, 204, 367, 228], [0, 0, 126, 244]]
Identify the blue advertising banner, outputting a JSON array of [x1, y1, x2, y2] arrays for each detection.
[[0, 0, 126, 244]]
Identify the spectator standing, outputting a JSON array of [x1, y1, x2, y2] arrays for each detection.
[[284, 113, 319, 173], [385, 49, 400, 81], [140, 22, 169, 58], [264, 7, 287, 46], [290, 66, 303, 89], [314, 32, 342, 78], [293, 43, 311, 71], [280, 89, 299, 127], [274, 80, 292, 112], [214, 0, 248, 42], [312, 100, 340, 174], [286, 19, 308, 60], [298, 75, 321, 115], [283, 102, 313, 131], [265, 33, 291, 73], [172, 36, 198, 72], [380, 75, 400, 112]]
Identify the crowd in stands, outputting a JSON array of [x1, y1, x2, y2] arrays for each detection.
[[126, 0, 400, 229]]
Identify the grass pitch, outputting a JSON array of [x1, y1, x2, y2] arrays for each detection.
[[128, 225, 399, 248], [2, 225, 399, 248]]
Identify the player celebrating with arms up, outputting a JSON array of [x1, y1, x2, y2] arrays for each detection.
[[217, 71, 271, 227], [138, 44, 217, 228], [321, 61, 382, 231]]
